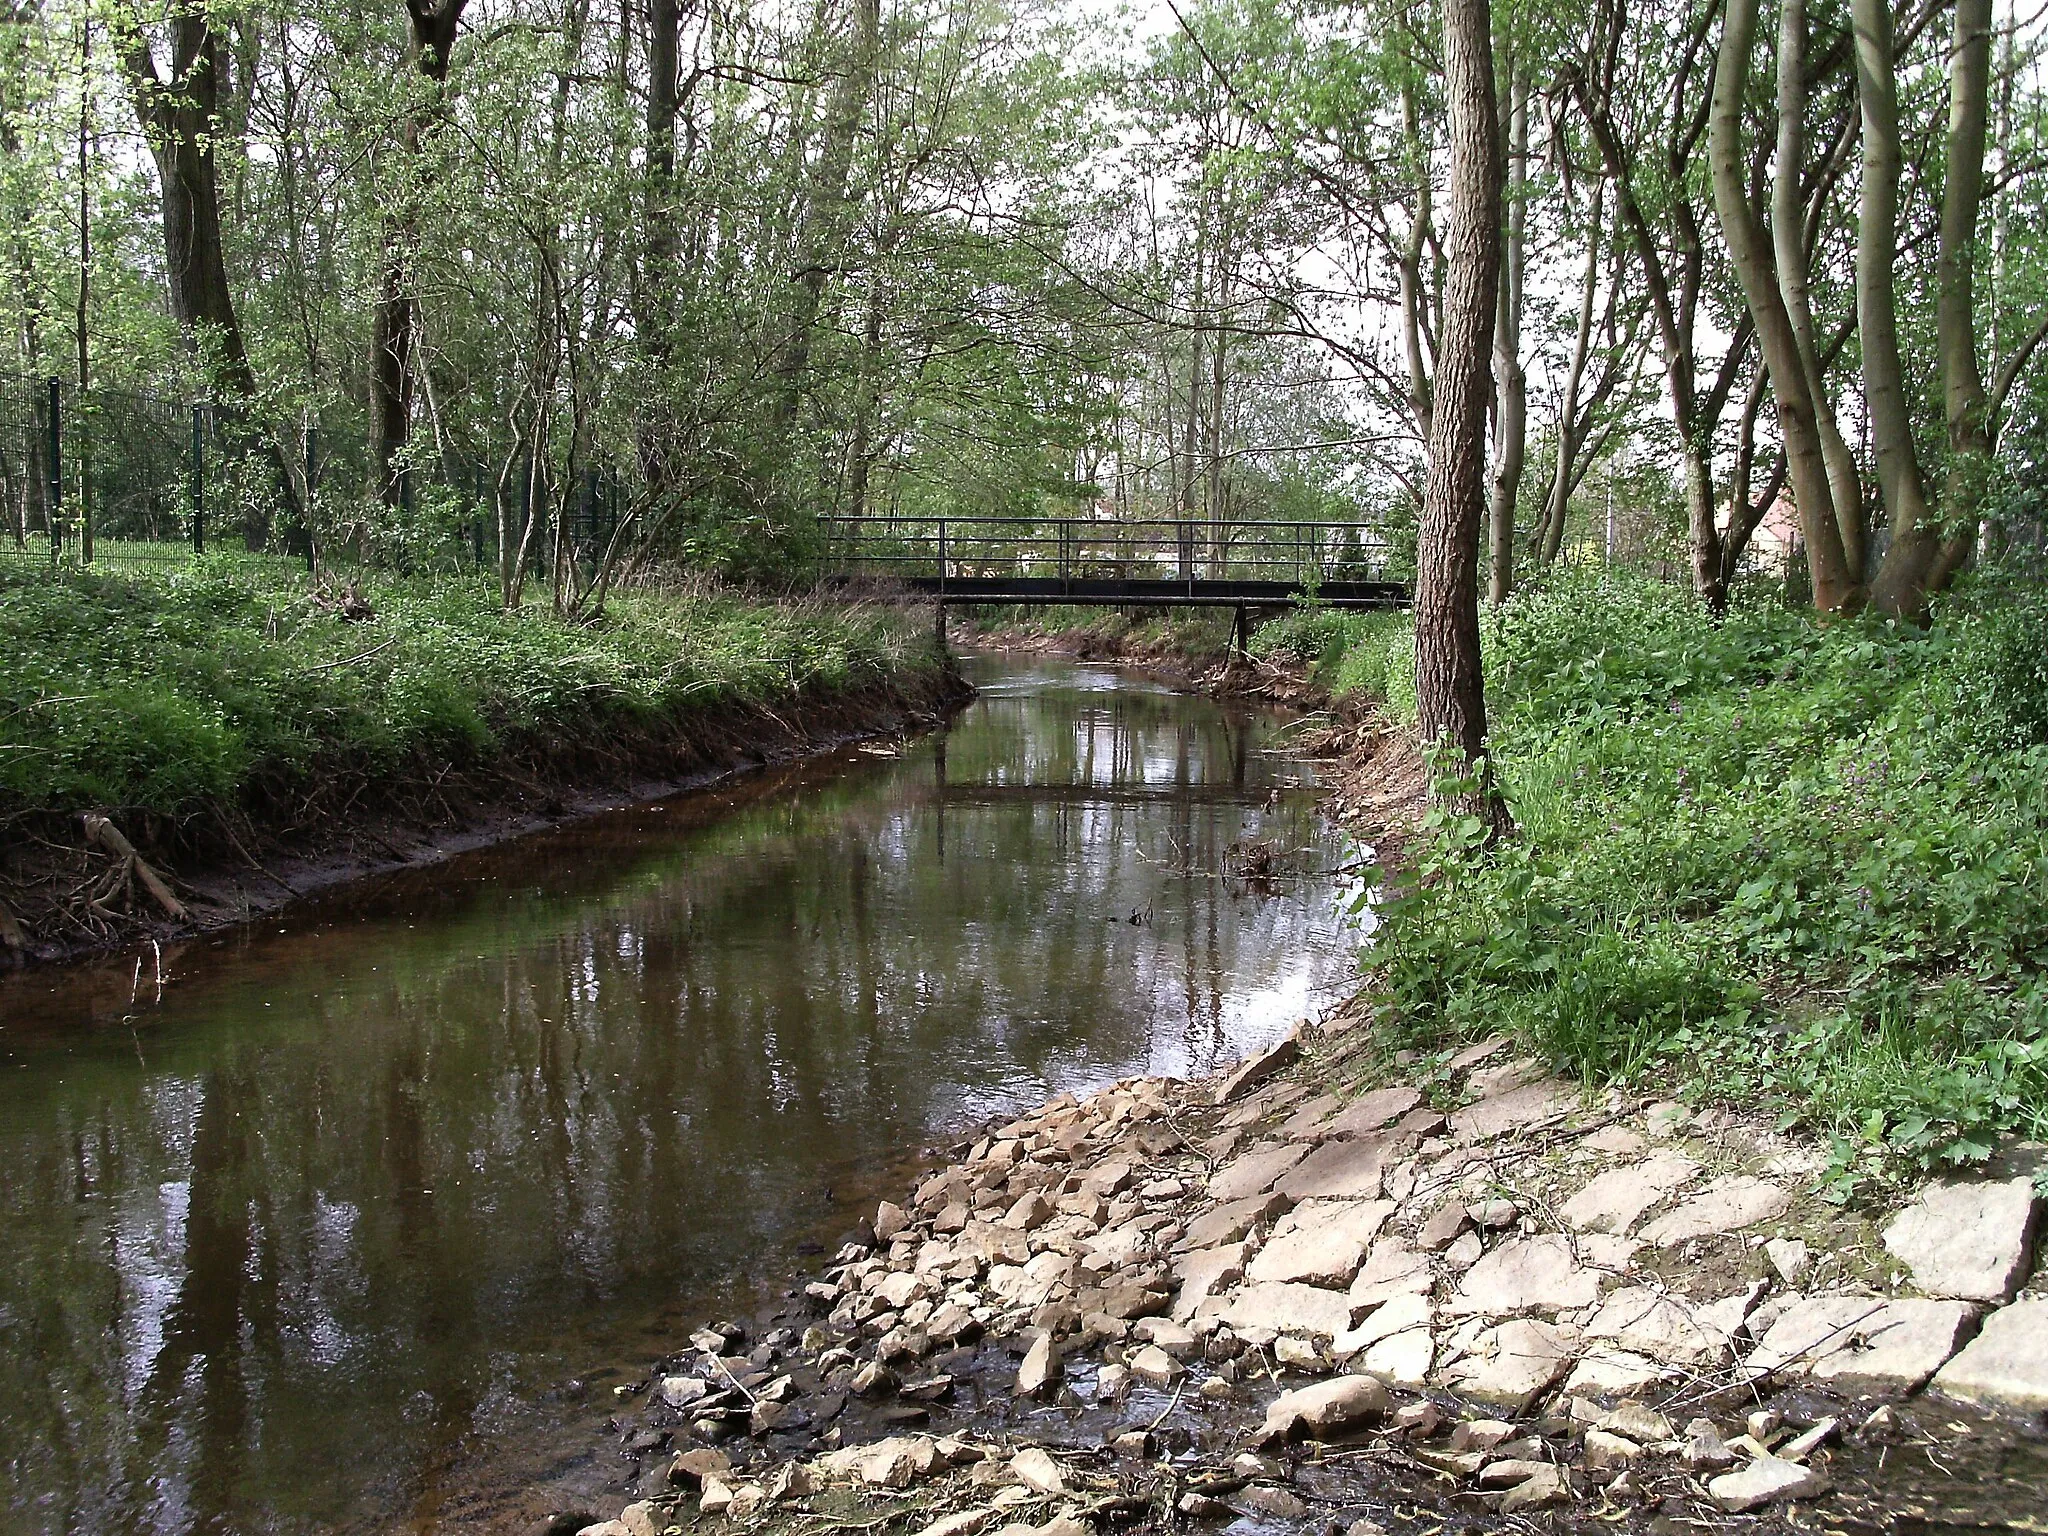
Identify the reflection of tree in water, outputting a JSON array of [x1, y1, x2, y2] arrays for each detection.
[[0, 665, 1352, 1536]]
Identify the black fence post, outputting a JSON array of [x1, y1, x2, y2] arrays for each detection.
[[472, 463, 486, 571], [45, 377, 60, 567], [302, 423, 317, 571], [190, 404, 205, 554]]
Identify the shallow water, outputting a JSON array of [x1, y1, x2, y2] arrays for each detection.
[[0, 654, 1360, 1535]]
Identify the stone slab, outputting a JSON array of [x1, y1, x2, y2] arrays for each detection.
[[1930, 1298, 2048, 1412], [1638, 1176, 1791, 1246], [1208, 1142, 1310, 1204], [1247, 1200, 1396, 1286], [1349, 1236, 1434, 1308], [1213, 1281, 1356, 1340], [1449, 1080, 1576, 1143], [1440, 1319, 1578, 1413], [1277, 1133, 1400, 1202], [1883, 1177, 2041, 1303], [1449, 1234, 1603, 1317], [1559, 1153, 1701, 1234], [1746, 1296, 1979, 1393]]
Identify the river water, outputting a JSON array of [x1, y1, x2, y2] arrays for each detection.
[[0, 654, 1359, 1536]]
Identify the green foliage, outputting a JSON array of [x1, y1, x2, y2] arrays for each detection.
[[0, 558, 944, 819], [1249, 605, 1415, 714], [1320, 569, 2048, 1193]]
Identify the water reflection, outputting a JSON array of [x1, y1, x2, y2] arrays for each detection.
[[0, 654, 1356, 1535]]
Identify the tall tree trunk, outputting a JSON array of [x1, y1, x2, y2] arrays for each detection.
[[1487, 67, 1527, 605], [121, 8, 295, 547], [771, 0, 882, 444], [1865, 0, 1991, 612], [1416, 0, 1507, 831], [368, 0, 466, 506], [634, 0, 682, 490], [1709, 0, 1858, 609], [1773, 0, 1865, 576], [1539, 179, 1603, 570]]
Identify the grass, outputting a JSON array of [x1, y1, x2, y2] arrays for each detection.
[[1257, 573, 2048, 1195], [1, 554, 950, 824], [963, 604, 1238, 664]]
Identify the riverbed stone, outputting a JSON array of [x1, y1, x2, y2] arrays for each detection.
[[1497, 1464, 1570, 1512], [1181, 1192, 1288, 1251], [1563, 1348, 1672, 1397], [1559, 1153, 1701, 1234], [1247, 1200, 1395, 1286], [1930, 1298, 2048, 1411], [1708, 1455, 1831, 1513], [1279, 1093, 1346, 1141], [1129, 1344, 1185, 1385], [1277, 1133, 1400, 1201], [823, 1435, 944, 1487], [1334, 1291, 1433, 1355], [1583, 1286, 1751, 1366], [1746, 1296, 1979, 1392], [1213, 1281, 1356, 1340], [1349, 1236, 1433, 1307], [1440, 1319, 1577, 1412], [1213, 1036, 1301, 1104], [1450, 1080, 1576, 1143], [1324, 1086, 1425, 1139], [1359, 1325, 1435, 1389], [1258, 1374, 1391, 1441], [1638, 1176, 1792, 1246], [1015, 1331, 1061, 1397], [1883, 1177, 2041, 1303], [1170, 1240, 1249, 1321], [1450, 1235, 1602, 1317], [1208, 1142, 1310, 1203]]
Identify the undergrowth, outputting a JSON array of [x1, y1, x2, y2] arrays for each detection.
[[0, 557, 946, 820], [1280, 573, 2048, 1195]]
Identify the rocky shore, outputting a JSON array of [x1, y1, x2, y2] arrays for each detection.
[[536, 999, 2048, 1536]]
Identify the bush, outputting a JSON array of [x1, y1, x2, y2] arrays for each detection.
[[1354, 568, 2048, 1193]]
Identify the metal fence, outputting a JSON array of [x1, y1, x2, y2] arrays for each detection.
[[0, 372, 625, 582]]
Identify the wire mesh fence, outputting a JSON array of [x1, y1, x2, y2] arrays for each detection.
[[0, 371, 628, 585]]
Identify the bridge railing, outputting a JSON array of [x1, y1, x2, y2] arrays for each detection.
[[820, 515, 1390, 588]]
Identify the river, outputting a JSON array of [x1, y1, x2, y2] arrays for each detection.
[[0, 654, 1360, 1535]]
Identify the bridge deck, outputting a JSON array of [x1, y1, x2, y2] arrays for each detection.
[[840, 574, 1406, 608], [820, 515, 1408, 609]]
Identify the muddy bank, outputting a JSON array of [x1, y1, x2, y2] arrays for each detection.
[[540, 1005, 2048, 1536], [0, 664, 972, 971]]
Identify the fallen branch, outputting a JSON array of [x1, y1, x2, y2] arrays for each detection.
[[297, 636, 397, 674], [82, 815, 188, 921], [0, 895, 25, 951]]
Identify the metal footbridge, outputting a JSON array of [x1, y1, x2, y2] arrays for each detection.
[[821, 515, 1408, 613]]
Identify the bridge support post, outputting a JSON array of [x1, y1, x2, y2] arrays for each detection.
[[1233, 603, 1249, 657], [934, 600, 947, 652]]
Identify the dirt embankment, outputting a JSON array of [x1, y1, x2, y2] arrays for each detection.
[[0, 664, 974, 972]]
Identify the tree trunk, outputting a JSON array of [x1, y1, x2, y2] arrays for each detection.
[[634, 0, 682, 490], [1866, 0, 1991, 613], [1773, 0, 1865, 577], [368, 0, 466, 506], [1487, 67, 1528, 605], [1709, 0, 1859, 609], [1539, 179, 1603, 570], [771, 0, 883, 442], [1416, 0, 1508, 831]]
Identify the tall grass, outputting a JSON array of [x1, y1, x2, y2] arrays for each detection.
[[1, 559, 947, 819]]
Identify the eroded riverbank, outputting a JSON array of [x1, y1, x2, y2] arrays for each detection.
[[548, 1011, 2048, 1536], [0, 654, 1360, 1535]]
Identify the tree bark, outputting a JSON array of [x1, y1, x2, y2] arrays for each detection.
[[771, 0, 882, 442], [1865, 0, 1991, 613], [1416, 0, 1508, 831], [1487, 67, 1528, 605], [368, 0, 466, 506], [1773, 0, 1864, 577], [1709, 0, 1859, 609]]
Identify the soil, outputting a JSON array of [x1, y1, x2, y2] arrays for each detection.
[[0, 664, 975, 972]]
